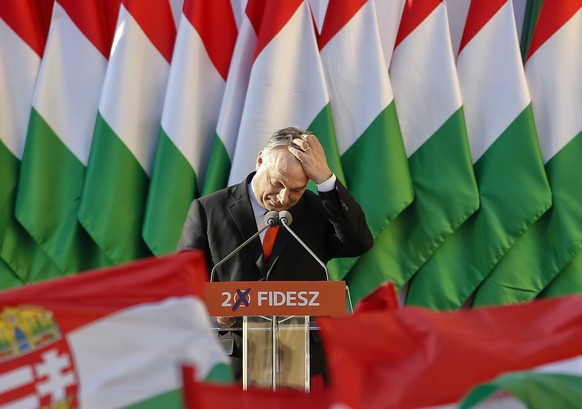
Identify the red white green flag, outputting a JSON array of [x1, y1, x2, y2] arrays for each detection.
[[319, 295, 582, 409], [78, 0, 179, 264], [347, 0, 479, 303], [15, 0, 120, 277], [226, 0, 343, 189], [0, 0, 61, 287], [473, 1, 582, 306], [201, 0, 258, 195], [407, 0, 551, 309], [143, 0, 238, 255], [318, 0, 414, 282], [0, 251, 231, 409]]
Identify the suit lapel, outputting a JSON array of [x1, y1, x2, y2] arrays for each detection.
[[228, 174, 267, 278]]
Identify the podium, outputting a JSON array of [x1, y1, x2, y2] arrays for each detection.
[[204, 281, 347, 391]]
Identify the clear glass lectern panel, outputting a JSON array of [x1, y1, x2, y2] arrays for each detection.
[[242, 316, 309, 392]]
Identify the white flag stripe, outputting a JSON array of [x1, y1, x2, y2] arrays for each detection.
[[321, 2, 392, 154], [526, 8, 582, 163], [69, 297, 227, 409], [0, 367, 34, 394], [2, 395, 40, 409], [390, 5, 462, 157], [99, 6, 170, 174], [32, 3, 107, 166], [0, 20, 41, 159], [457, 1, 530, 163], [214, 15, 257, 159], [229, 4, 328, 182], [161, 16, 224, 171], [374, 0, 405, 67]]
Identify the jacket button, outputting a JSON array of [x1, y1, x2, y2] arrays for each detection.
[[341, 201, 349, 211]]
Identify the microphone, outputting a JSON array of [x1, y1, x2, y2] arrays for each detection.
[[209, 211, 279, 282], [278, 211, 330, 281]]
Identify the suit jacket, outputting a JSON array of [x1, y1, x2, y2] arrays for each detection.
[[177, 172, 373, 282]]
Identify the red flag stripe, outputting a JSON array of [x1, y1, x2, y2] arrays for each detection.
[[457, 0, 506, 55], [394, 0, 441, 50], [247, 0, 303, 61], [0, 251, 208, 333], [184, 0, 237, 80], [123, 0, 177, 63], [57, 0, 122, 59], [317, 0, 366, 50], [526, 0, 582, 60], [0, 0, 53, 57]]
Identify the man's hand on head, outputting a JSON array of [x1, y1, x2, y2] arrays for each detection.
[[288, 133, 333, 184]]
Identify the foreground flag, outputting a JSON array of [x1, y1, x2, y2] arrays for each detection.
[[0, 0, 61, 287], [181, 365, 332, 409], [318, 295, 582, 409], [353, 281, 399, 314], [226, 0, 343, 189], [460, 371, 582, 409], [407, 0, 551, 309], [143, 0, 238, 255], [318, 0, 414, 280], [0, 251, 231, 409], [473, 1, 582, 306], [15, 0, 120, 276], [347, 0, 479, 303], [79, 0, 178, 264]]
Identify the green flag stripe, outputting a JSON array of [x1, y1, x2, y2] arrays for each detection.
[[0, 257, 23, 290], [16, 109, 111, 272], [0, 140, 62, 284], [123, 363, 233, 409], [541, 249, 582, 298], [201, 135, 232, 196], [460, 372, 582, 409], [406, 107, 551, 309], [474, 131, 582, 306], [332, 103, 414, 281], [143, 128, 196, 255], [79, 113, 152, 264], [308, 104, 345, 185], [342, 102, 414, 236], [346, 109, 479, 303]]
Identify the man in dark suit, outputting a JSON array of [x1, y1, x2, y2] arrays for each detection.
[[177, 126, 373, 384]]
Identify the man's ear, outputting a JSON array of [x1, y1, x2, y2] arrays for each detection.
[[256, 151, 263, 170]]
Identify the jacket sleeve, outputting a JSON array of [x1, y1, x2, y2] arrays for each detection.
[[318, 179, 374, 258]]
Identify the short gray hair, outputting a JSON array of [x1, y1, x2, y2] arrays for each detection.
[[263, 126, 313, 152]]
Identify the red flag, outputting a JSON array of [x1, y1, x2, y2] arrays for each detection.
[[353, 281, 399, 314], [319, 295, 582, 409], [181, 364, 333, 409]]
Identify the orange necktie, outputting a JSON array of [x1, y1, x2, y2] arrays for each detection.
[[263, 226, 279, 263]]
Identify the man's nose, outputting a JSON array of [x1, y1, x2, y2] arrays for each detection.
[[277, 188, 289, 204]]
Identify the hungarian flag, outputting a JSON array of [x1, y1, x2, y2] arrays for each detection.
[[143, 0, 238, 255], [201, 0, 257, 195], [348, 0, 479, 303], [318, 0, 414, 282], [78, 0, 179, 264], [473, 0, 582, 306], [407, 0, 551, 309], [0, 251, 231, 409], [0, 0, 61, 287], [318, 295, 582, 409], [15, 0, 120, 277], [460, 371, 582, 408], [225, 0, 343, 189]]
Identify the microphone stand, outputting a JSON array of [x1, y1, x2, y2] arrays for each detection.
[[279, 211, 330, 281], [209, 211, 279, 282]]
